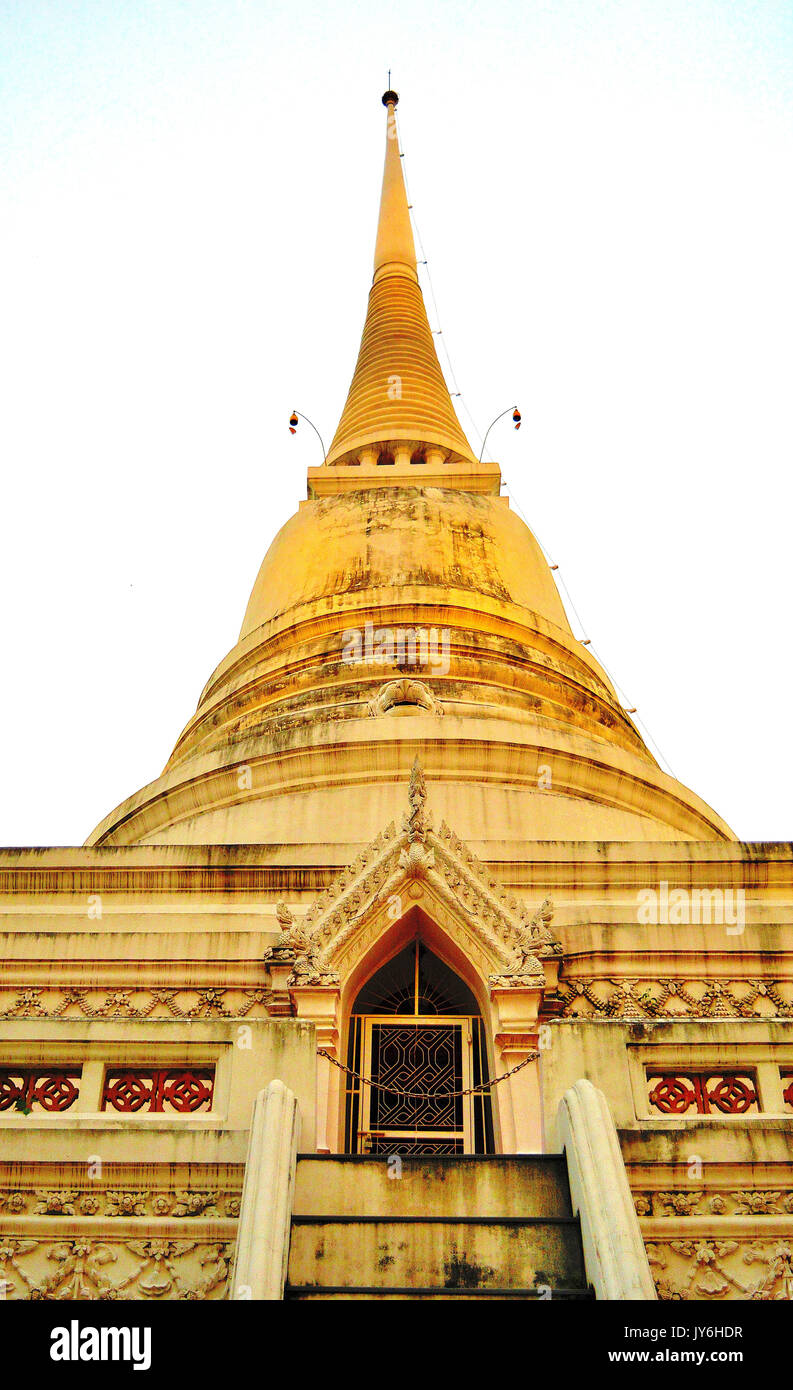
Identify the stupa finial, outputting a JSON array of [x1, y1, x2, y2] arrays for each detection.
[[373, 89, 417, 283], [322, 92, 478, 469]]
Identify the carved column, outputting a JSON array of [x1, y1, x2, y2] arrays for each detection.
[[490, 981, 544, 1153], [289, 985, 341, 1153], [266, 958, 296, 1017]]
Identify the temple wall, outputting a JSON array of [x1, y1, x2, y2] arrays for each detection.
[[0, 1019, 315, 1300], [1, 840, 792, 1299], [541, 1018, 793, 1299]]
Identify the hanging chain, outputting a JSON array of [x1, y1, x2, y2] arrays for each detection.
[[317, 1047, 539, 1101]]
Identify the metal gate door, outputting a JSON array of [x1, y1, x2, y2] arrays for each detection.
[[355, 1016, 473, 1155]]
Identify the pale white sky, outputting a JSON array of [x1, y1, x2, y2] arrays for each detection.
[[1, 0, 791, 845]]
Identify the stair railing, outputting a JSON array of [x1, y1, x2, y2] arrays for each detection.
[[231, 1080, 301, 1300], [557, 1078, 656, 1300]]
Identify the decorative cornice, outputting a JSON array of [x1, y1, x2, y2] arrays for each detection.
[[6, 841, 792, 899], [0, 986, 272, 1022], [559, 975, 793, 1020]]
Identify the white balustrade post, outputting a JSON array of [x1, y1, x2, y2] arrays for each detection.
[[231, 1080, 301, 1300], [557, 1078, 656, 1300]]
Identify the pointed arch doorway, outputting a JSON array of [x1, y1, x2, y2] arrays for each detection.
[[344, 939, 495, 1155]]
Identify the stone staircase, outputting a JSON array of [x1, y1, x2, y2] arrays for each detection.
[[284, 1154, 594, 1300]]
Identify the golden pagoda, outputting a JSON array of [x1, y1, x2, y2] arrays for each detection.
[[89, 91, 730, 854], [0, 91, 791, 1304]]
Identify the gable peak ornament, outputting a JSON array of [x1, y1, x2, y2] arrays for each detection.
[[263, 763, 563, 1003], [403, 756, 431, 841]]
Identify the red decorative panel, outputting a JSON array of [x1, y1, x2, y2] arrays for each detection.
[[780, 1073, 793, 1111], [647, 1070, 759, 1116], [101, 1066, 215, 1114], [0, 1067, 81, 1113]]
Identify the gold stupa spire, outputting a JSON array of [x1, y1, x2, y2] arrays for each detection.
[[373, 90, 418, 283], [324, 91, 477, 468]]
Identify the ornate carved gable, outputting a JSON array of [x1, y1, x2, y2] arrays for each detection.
[[264, 760, 562, 992]]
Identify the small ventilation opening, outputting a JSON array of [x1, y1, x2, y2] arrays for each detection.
[[410, 449, 426, 466], [377, 450, 395, 466]]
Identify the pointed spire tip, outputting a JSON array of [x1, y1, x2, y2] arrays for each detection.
[[322, 90, 478, 468]]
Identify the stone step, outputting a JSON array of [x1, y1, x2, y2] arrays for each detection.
[[286, 1285, 595, 1300], [287, 1215, 587, 1292], [293, 1154, 573, 1219]]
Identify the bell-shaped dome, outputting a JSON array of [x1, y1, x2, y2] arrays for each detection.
[[88, 464, 732, 848], [239, 486, 571, 642]]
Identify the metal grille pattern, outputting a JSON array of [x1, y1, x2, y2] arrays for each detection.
[[370, 1024, 462, 1131], [353, 941, 479, 1017], [368, 1136, 464, 1156], [344, 942, 495, 1154]]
